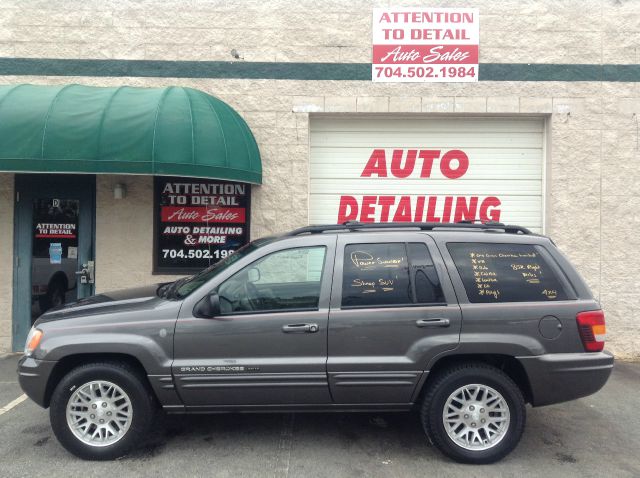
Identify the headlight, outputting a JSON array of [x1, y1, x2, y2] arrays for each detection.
[[24, 327, 43, 357]]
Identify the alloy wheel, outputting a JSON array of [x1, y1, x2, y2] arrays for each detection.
[[66, 380, 133, 447], [442, 383, 510, 451]]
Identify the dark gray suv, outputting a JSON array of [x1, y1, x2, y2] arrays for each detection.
[[18, 222, 613, 463]]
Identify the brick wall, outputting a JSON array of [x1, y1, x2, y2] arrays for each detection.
[[0, 0, 636, 64]]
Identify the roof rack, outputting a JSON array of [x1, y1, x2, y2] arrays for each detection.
[[286, 221, 532, 236]]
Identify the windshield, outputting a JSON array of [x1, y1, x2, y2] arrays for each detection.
[[161, 238, 275, 300]]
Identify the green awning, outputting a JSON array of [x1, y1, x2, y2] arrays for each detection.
[[0, 84, 261, 184]]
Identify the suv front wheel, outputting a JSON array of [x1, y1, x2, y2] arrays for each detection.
[[421, 362, 526, 464], [49, 362, 156, 460]]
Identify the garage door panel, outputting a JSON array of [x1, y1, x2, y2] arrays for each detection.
[[309, 170, 542, 180], [309, 180, 542, 195], [312, 148, 543, 162], [310, 116, 545, 233], [310, 157, 542, 180], [310, 195, 543, 211], [311, 132, 543, 149], [309, 168, 542, 180], [312, 117, 545, 134]]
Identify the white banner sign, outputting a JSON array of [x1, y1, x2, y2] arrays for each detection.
[[372, 7, 479, 82]]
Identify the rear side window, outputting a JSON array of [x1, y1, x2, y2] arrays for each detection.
[[447, 243, 568, 303], [341, 242, 444, 307]]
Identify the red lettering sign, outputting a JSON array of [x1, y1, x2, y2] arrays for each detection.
[[373, 44, 479, 64], [336, 195, 502, 224], [360, 148, 468, 179], [337, 147, 504, 225], [161, 207, 246, 223]]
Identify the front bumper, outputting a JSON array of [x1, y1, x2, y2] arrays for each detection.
[[517, 351, 614, 407], [17, 355, 57, 408]]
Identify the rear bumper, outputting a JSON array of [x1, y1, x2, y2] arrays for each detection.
[[17, 355, 57, 408], [517, 351, 614, 407]]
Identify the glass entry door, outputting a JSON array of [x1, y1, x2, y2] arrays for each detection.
[[31, 198, 81, 320], [13, 174, 95, 350]]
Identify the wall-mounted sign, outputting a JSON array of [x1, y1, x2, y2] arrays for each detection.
[[153, 177, 250, 274], [372, 7, 479, 82], [309, 117, 545, 233]]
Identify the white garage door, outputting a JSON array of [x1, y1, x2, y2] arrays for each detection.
[[309, 116, 545, 233]]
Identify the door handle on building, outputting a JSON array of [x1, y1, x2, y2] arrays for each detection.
[[75, 261, 95, 284], [416, 318, 450, 328], [282, 323, 319, 333]]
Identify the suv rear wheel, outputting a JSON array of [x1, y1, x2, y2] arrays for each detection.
[[49, 362, 156, 460], [420, 363, 526, 464]]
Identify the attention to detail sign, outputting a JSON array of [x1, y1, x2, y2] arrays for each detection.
[[154, 177, 250, 274], [372, 7, 479, 82]]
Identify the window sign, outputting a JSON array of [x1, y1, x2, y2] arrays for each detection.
[[342, 243, 412, 307], [49, 243, 62, 264], [341, 242, 445, 308], [372, 7, 479, 82], [32, 199, 79, 262], [154, 177, 251, 274], [447, 243, 568, 303]]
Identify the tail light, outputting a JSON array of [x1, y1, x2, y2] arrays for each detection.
[[576, 310, 606, 352]]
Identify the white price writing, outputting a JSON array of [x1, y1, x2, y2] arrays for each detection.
[[162, 249, 234, 259]]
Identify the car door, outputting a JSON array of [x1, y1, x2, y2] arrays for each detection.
[[327, 232, 462, 404], [173, 235, 336, 408]]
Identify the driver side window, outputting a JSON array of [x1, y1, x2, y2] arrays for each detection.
[[218, 246, 326, 314]]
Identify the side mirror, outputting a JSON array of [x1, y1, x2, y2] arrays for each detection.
[[247, 267, 260, 283], [193, 292, 221, 319]]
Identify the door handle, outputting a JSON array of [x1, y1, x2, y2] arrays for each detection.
[[416, 318, 450, 328], [75, 261, 95, 284], [282, 323, 319, 333]]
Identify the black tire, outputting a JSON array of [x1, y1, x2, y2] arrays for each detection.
[[420, 362, 526, 464], [49, 362, 157, 460]]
